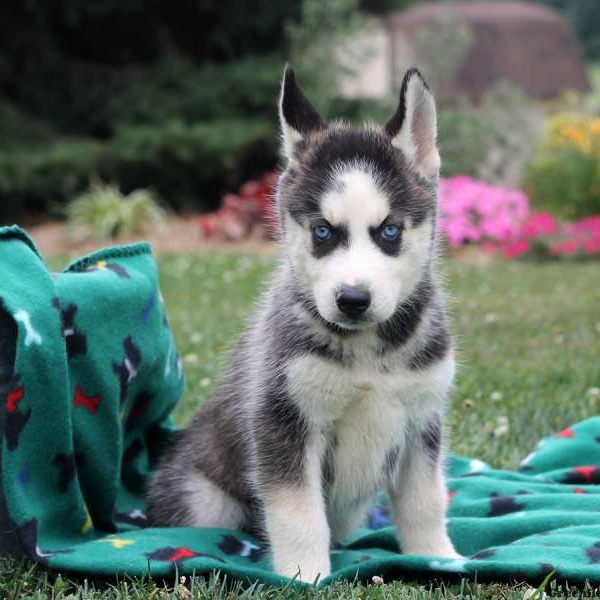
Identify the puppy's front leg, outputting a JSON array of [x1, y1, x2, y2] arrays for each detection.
[[389, 411, 459, 558], [257, 416, 330, 583], [263, 480, 330, 582]]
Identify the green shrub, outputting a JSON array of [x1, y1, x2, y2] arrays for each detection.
[[1, 0, 377, 219], [328, 96, 396, 125], [438, 107, 489, 179], [526, 152, 600, 219], [0, 140, 102, 220], [524, 114, 600, 218], [0, 101, 57, 148], [286, 0, 364, 113], [66, 181, 166, 241], [108, 55, 284, 128], [102, 119, 276, 210], [1, 1, 301, 136], [0, 118, 276, 220], [438, 83, 542, 186], [360, 0, 417, 12], [411, 14, 474, 92], [533, 0, 600, 60]]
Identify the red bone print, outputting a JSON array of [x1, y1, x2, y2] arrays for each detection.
[[556, 427, 575, 439], [169, 548, 197, 561], [6, 387, 24, 413], [574, 466, 597, 483], [74, 386, 102, 413]]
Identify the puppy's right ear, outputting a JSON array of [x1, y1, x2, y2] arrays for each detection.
[[385, 68, 440, 179], [279, 65, 325, 160]]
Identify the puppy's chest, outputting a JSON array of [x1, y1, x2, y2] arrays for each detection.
[[286, 352, 434, 426], [286, 354, 418, 502], [322, 386, 407, 506]]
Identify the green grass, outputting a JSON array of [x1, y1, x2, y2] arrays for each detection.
[[3, 253, 600, 598]]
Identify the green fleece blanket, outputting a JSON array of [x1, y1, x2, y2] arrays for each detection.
[[2, 226, 600, 587]]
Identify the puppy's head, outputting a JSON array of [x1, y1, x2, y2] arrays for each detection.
[[276, 66, 440, 331]]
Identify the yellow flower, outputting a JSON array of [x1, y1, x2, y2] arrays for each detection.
[[591, 120, 600, 136], [541, 113, 600, 157]]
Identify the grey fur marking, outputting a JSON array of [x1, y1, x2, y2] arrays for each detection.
[[421, 413, 442, 466], [385, 445, 402, 482], [254, 372, 309, 487], [376, 276, 434, 354]]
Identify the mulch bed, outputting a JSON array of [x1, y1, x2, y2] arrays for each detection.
[[20, 217, 278, 257]]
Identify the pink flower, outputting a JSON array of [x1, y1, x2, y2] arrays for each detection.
[[550, 240, 580, 256], [522, 212, 558, 238], [502, 239, 530, 259], [574, 216, 600, 235], [584, 237, 600, 253], [439, 176, 531, 247]]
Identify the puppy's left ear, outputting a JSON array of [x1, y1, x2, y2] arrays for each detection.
[[385, 68, 440, 179], [279, 64, 326, 160]]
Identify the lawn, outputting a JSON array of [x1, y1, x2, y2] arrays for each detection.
[[2, 252, 600, 599]]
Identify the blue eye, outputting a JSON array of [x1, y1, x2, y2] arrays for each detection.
[[381, 224, 400, 240], [313, 225, 332, 241]]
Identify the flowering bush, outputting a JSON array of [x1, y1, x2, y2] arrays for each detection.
[[198, 173, 278, 241], [439, 176, 600, 260], [550, 114, 600, 153], [525, 114, 600, 219], [489, 213, 600, 260], [439, 176, 529, 247]]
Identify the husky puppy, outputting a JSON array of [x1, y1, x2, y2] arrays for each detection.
[[147, 65, 460, 582]]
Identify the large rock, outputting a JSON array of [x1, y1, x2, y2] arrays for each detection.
[[339, 1, 590, 102]]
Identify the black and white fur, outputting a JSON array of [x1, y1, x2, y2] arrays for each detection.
[[147, 66, 460, 582]]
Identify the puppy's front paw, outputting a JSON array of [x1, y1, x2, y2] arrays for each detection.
[[275, 557, 331, 584], [436, 546, 463, 560], [403, 536, 462, 560]]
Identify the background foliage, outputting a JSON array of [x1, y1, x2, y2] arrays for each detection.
[[1, 0, 600, 221], [525, 113, 600, 218], [0, 0, 370, 220], [533, 0, 600, 60], [0, 0, 301, 219]]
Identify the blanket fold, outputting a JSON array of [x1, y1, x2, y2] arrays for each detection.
[[0, 226, 183, 556], [1, 226, 599, 587]]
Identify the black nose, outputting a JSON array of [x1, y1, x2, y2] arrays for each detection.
[[336, 285, 371, 318]]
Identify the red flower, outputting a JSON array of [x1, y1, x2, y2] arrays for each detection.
[[198, 172, 279, 241], [240, 181, 267, 199], [198, 214, 221, 238]]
